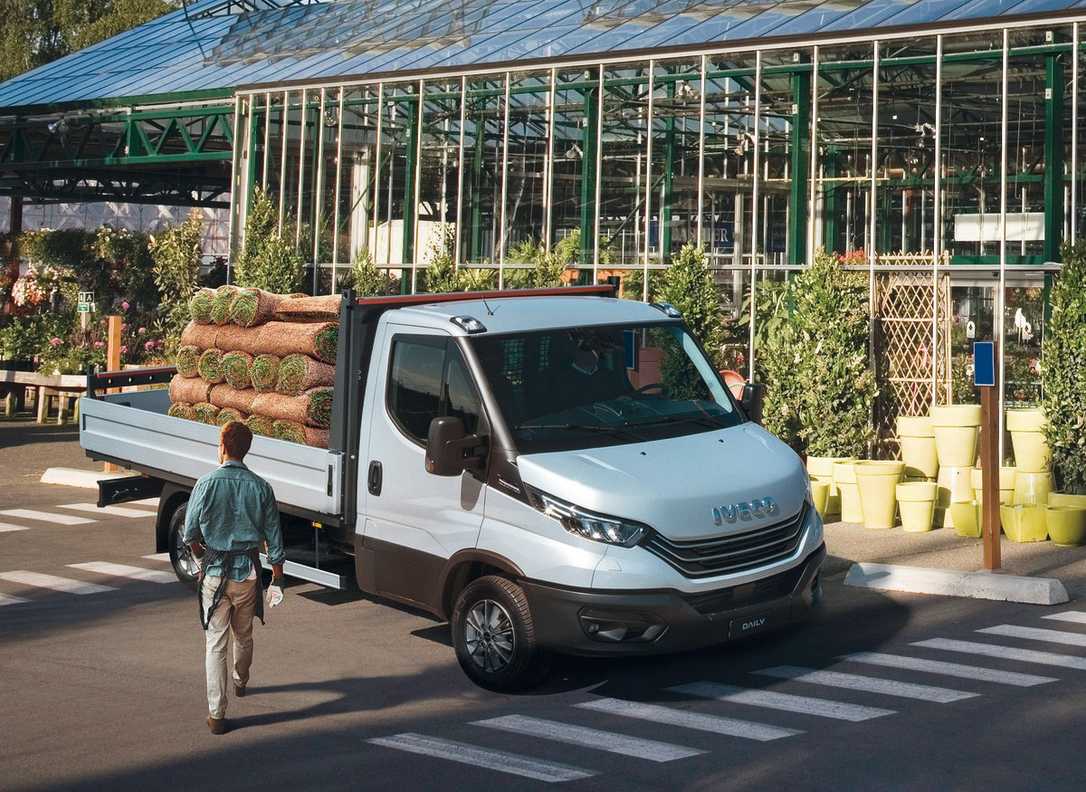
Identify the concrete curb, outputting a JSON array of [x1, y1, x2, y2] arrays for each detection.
[[844, 562, 1070, 606], [40, 467, 134, 489]]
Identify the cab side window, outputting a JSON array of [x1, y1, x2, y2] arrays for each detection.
[[387, 336, 483, 445]]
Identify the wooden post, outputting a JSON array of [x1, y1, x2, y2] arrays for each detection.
[[103, 315, 123, 472], [980, 341, 1001, 571]]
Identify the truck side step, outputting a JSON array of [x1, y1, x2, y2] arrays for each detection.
[[258, 554, 348, 590], [97, 476, 165, 508]]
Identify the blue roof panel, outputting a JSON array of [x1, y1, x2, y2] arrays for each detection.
[[1, 0, 1083, 111]]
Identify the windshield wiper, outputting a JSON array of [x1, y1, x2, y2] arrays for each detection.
[[627, 414, 723, 429], [515, 422, 634, 433]]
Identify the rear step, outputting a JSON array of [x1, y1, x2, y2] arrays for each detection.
[[97, 475, 165, 508]]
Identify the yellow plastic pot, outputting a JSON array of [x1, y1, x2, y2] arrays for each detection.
[[1049, 493, 1086, 509], [937, 465, 975, 527], [855, 461, 906, 530], [1001, 504, 1047, 543], [950, 501, 981, 538], [807, 456, 854, 480], [897, 416, 938, 480], [932, 405, 982, 468], [970, 466, 1017, 506], [810, 479, 831, 519], [1014, 470, 1053, 506], [834, 461, 864, 524], [896, 481, 937, 533], [1006, 409, 1049, 473], [1046, 506, 1086, 547]]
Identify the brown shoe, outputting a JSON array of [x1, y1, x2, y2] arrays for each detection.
[[234, 684, 246, 698], [207, 716, 227, 735]]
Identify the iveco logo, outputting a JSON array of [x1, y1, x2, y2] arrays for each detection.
[[712, 497, 779, 525]]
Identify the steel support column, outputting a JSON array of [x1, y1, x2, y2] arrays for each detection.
[[788, 60, 811, 266], [580, 78, 600, 269], [1044, 52, 1065, 261], [400, 95, 419, 294]]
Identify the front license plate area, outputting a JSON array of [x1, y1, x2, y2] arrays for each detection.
[[728, 613, 772, 639]]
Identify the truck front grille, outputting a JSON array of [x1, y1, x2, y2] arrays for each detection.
[[645, 504, 807, 579]]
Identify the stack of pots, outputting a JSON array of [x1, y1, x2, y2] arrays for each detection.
[[895, 416, 939, 532], [932, 405, 982, 529], [833, 461, 865, 524], [960, 466, 1016, 539], [806, 457, 854, 519], [1005, 408, 1052, 544], [855, 461, 906, 530]]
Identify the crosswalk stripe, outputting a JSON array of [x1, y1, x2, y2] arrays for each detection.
[[0, 593, 30, 606], [68, 562, 176, 584], [575, 698, 801, 741], [142, 553, 171, 562], [367, 733, 595, 783], [844, 651, 1056, 687], [0, 571, 115, 595], [669, 681, 895, 722], [978, 624, 1086, 648], [1043, 611, 1086, 625], [0, 522, 30, 533], [473, 714, 703, 762], [60, 503, 152, 519], [912, 638, 1086, 671], [755, 666, 977, 703], [0, 509, 95, 526], [128, 498, 160, 507]]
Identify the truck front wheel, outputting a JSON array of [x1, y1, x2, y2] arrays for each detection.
[[451, 576, 548, 692], [166, 504, 199, 591]]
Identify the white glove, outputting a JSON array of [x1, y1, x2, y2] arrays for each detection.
[[267, 585, 284, 608]]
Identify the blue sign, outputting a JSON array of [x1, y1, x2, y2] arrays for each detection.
[[973, 341, 995, 387]]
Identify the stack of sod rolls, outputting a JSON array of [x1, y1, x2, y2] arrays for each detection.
[[170, 286, 338, 447]]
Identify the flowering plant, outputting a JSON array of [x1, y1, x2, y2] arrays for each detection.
[[12, 275, 47, 307]]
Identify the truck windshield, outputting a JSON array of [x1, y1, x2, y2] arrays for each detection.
[[470, 323, 744, 454]]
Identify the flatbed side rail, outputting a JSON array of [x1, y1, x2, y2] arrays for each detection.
[[86, 366, 176, 399], [355, 284, 616, 307]]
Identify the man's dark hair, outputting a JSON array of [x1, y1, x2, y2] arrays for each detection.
[[221, 421, 253, 460]]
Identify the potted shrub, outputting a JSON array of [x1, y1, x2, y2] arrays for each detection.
[[855, 460, 905, 530], [896, 480, 938, 533], [1044, 241, 1086, 497]]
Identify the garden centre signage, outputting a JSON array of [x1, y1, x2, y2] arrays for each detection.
[[77, 292, 95, 313], [973, 341, 995, 387]]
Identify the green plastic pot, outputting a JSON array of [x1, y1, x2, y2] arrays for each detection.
[[950, 501, 981, 538], [833, 462, 864, 524], [1049, 493, 1086, 509], [856, 461, 906, 530], [897, 416, 938, 480], [1046, 506, 1086, 547], [1014, 470, 1053, 506], [937, 465, 975, 527], [1001, 504, 1047, 543], [896, 481, 937, 533], [970, 466, 1016, 506], [810, 479, 831, 518], [932, 405, 982, 468]]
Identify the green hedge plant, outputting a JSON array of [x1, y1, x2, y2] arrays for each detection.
[[1043, 242, 1086, 493]]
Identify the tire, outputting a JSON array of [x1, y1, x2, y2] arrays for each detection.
[[451, 575, 549, 692], [166, 503, 200, 591]]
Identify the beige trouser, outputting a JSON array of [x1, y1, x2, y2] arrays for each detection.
[[202, 575, 257, 719]]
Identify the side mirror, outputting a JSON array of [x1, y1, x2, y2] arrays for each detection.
[[425, 416, 484, 476], [741, 382, 766, 425]]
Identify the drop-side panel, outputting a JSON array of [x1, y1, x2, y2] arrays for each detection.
[[79, 390, 342, 518]]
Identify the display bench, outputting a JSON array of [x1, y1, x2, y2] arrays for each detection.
[[0, 370, 88, 424]]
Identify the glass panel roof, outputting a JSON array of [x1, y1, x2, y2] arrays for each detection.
[[1, 0, 1083, 110]]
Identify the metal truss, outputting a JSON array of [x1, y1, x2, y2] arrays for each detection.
[[190, 0, 326, 18]]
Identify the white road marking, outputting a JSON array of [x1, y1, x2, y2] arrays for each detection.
[[0, 509, 94, 526], [669, 681, 895, 722], [844, 652, 1056, 687], [1043, 611, 1086, 625], [68, 562, 176, 584], [0, 522, 30, 533], [142, 553, 171, 562], [0, 571, 115, 595], [0, 593, 30, 606], [978, 624, 1086, 648], [575, 698, 801, 741], [367, 733, 595, 783], [128, 498, 160, 507], [473, 714, 703, 762], [60, 503, 152, 519], [755, 666, 977, 703], [912, 638, 1086, 671]]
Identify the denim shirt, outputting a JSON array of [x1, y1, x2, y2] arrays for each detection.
[[183, 460, 285, 581]]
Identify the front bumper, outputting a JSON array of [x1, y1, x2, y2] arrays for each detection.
[[521, 543, 826, 657]]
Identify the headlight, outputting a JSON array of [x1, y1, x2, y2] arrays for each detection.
[[525, 486, 649, 548]]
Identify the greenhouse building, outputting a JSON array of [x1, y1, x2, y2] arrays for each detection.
[[2, 0, 1085, 445]]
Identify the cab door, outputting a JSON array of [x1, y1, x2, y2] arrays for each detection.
[[357, 324, 487, 611]]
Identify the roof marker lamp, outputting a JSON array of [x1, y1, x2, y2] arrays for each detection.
[[650, 302, 682, 318], [526, 486, 648, 548], [450, 315, 487, 334]]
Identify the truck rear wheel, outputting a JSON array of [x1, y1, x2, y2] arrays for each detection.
[[451, 575, 548, 692], [166, 504, 199, 591]]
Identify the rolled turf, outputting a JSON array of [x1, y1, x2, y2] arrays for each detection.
[[197, 348, 225, 384], [271, 420, 329, 448], [255, 321, 339, 363], [222, 351, 254, 390], [209, 384, 258, 414], [275, 354, 335, 396], [193, 402, 221, 424], [252, 387, 332, 429], [210, 285, 239, 326], [274, 295, 341, 322], [169, 374, 213, 404], [189, 288, 215, 324], [167, 402, 196, 421], [216, 407, 247, 426], [246, 414, 275, 437], [180, 321, 219, 351], [250, 354, 280, 392], [214, 325, 263, 356], [175, 345, 200, 378], [230, 288, 284, 328]]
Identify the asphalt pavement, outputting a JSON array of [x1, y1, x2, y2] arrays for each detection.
[[2, 420, 1086, 791]]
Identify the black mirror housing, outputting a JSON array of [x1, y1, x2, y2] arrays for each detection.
[[741, 382, 766, 425], [426, 416, 483, 476]]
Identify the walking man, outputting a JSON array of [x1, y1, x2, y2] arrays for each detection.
[[184, 421, 285, 735]]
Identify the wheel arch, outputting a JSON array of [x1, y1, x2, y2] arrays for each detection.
[[438, 550, 525, 620], [155, 482, 191, 553]]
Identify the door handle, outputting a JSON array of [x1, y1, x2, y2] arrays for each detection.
[[368, 460, 382, 496]]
